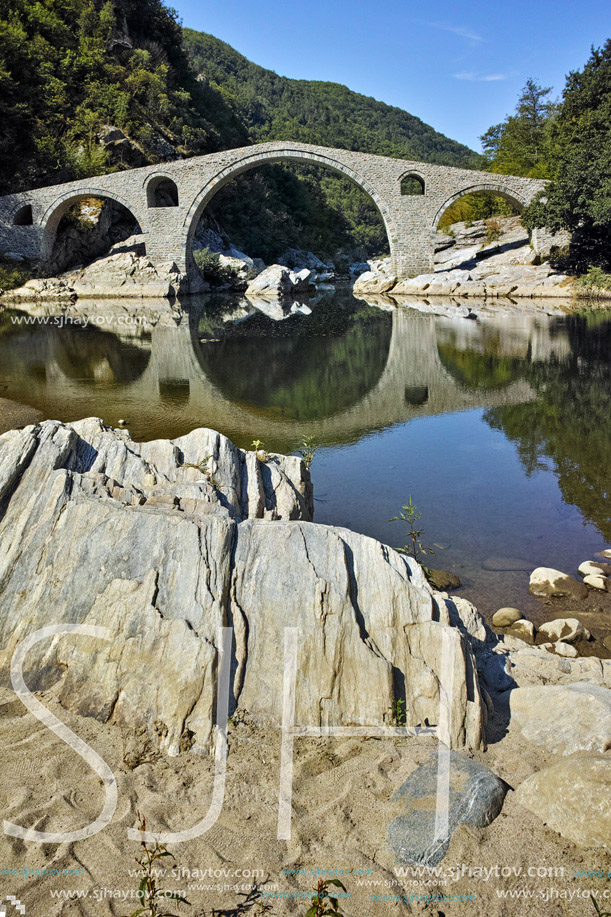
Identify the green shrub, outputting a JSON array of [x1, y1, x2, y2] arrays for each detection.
[[193, 248, 238, 286], [0, 258, 34, 292], [576, 266, 611, 296]]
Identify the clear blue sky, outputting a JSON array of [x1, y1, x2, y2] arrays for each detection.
[[173, 0, 610, 150]]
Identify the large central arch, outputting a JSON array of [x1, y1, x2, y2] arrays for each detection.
[[0, 140, 550, 281], [182, 147, 401, 277]]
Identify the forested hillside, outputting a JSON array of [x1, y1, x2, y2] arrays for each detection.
[[182, 29, 481, 261], [182, 30, 478, 167], [0, 0, 247, 195]]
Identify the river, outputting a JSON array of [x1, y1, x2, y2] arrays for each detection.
[[1, 290, 610, 619]]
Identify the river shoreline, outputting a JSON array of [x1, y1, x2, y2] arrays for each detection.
[[0, 397, 43, 435], [4, 216, 611, 306]]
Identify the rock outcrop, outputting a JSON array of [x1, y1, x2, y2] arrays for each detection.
[[4, 251, 192, 301], [496, 641, 611, 690], [0, 419, 485, 756], [516, 754, 611, 848], [246, 264, 312, 299], [353, 217, 574, 301], [353, 270, 397, 295], [509, 683, 611, 755]]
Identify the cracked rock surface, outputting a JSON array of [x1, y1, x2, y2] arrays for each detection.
[[0, 419, 484, 755]]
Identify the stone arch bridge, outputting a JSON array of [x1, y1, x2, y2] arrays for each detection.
[[0, 141, 546, 290]]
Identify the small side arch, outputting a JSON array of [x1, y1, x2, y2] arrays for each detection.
[[432, 183, 529, 230], [40, 189, 146, 261], [145, 174, 179, 208], [400, 172, 426, 196]]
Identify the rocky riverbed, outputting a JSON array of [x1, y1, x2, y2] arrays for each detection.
[[354, 217, 575, 301], [0, 418, 609, 915], [0, 216, 584, 305]]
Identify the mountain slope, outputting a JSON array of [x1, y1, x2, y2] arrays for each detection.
[[0, 0, 249, 196], [183, 30, 480, 167], [182, 30, 480, 260]]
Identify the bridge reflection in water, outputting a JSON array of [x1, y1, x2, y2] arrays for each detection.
[[3, 292, 611, 614], [0, 293, 569, 453]]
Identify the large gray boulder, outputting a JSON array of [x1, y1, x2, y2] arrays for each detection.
[[0, 420, 485, 756], [387, 752, 508, 865]]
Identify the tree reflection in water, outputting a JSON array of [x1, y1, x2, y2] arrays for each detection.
[[195, 297, 392, 422], [485, 314, 611, 542]]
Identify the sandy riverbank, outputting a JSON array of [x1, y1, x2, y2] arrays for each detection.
[[0, 685, 609, 917], [0, 397, 43, 435]]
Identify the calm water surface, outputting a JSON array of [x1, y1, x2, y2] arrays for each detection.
[[1, 290, 610, 616]]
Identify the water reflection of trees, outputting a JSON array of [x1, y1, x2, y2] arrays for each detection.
[[435, 319, 537, 391], [437, 343, 526, 391], [0, 311, 151, 394], [485, 315, 611, 539], [196, 299, 392, 422], [55, 329, 150, 384]]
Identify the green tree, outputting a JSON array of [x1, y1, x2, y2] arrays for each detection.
[[0, 0, 247, 194], [524, 40, 611, 271], [480, 78, 557, 178], [439, 79, 557, 227]]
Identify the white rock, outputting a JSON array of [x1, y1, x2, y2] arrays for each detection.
[[245, 264, 310, 298], [554, 641, 578, 658], [217, 253, 258, 280], [291, 268, 312, 289], [506, 620, 536, 644], [353, 271, 397, 295], [538, 618, 590, 644], [446, 596, 488, 645], [583, 573, 609, 591], [510, 683, 611, 755], [516, 754, 611, 847], [505, 643, 611, 689], [245, 264, 293, 297], [529, 567, 588, 600], [0, 419, 485, 755], [578, 560, 611, 577]]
